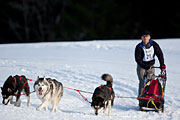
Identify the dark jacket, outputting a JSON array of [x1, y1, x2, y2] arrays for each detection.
[[135, 39, 165, 70]]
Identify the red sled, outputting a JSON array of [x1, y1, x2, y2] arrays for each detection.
[[139, 69, 167, 112]]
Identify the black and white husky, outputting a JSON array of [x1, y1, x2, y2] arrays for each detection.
[[91, 74, 115, 115], [1, 75, 30, 107], [34, 77, 63, 112]]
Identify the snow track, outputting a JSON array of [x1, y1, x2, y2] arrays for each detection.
[[0, 40, 180, 120]]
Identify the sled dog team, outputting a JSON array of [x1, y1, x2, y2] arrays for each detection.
[[1, 74, 114, 115]]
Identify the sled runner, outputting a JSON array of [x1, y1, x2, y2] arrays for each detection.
[[139, 67, 167, 112]]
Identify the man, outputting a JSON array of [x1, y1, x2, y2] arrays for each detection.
[[134, 31, 166, 97]]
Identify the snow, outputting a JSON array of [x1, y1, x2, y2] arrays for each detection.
[[0, 39, 180, 120]]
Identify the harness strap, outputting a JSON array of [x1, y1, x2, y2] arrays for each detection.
[[63, 86, 92, 104], [23, 80, 28, 89], [14, 77, 17, 86], [13, 76, 28, 89], [12, 77, 34, 96], [98, 85, 111, 91], [14, 90, 36, 96], [151, 100, 159, 110], [140, 81, 151, 96], [143, 94, 162, 99], [77, 90, 91, 104], [146, 98, 160, 110]]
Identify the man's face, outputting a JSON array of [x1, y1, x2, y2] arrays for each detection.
[[141, 35, 151, 45]]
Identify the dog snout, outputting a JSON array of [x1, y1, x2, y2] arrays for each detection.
[[95, 109, 98, 115], [38, 87, 42, 91], [2, 99, 8, 105]]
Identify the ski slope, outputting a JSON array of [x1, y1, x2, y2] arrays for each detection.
[[0, 39, 180, 120]]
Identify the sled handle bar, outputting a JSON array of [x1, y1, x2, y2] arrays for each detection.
[[152, 66, 160, 69], [152, 66, 166, 71]]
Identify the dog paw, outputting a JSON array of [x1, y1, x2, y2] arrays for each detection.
[[27, 103, 30, 107], [45, 107, 48, 112], [36, 107, 41, 111], [14, 103, 20, 107], [104, 110, 108, 115], [51, 109, 55, 112], [51, 108, 58, 112], [10, 101, 15, 104]]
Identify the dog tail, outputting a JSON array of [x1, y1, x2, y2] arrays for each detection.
[[101, 74, 113, 86]]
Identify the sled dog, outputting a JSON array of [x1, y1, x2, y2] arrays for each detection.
[[1, 75, 30, 107], [34, 77, 63, 112], [91, 74, 115, 115]]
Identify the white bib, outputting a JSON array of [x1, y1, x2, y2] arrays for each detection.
[[142, 46, 154, 62]]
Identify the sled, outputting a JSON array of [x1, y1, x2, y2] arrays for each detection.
[[139, 67, 167, 112]]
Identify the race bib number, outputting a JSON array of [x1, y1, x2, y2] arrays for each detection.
[[142, 46, 154, 62]]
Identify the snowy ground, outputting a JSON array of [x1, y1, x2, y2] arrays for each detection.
[[0, 39, 180, 120]]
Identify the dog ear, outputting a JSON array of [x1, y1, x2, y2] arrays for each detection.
[[1, 87, 3, 91], [7, 75, 13, 80], [43, 77, 47, 81], [7, 88, 12, 93]]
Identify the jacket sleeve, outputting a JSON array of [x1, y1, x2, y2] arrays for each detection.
[[153, 41, 165, 66], [135, 45, 151, 69]]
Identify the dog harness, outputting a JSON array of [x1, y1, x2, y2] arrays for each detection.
[[98, 85, 111, 91], [13, 76, 28, 89]]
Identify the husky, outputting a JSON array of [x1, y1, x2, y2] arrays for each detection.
[[91, 74, 115, 115], [1, 75, 30, 107], [34, 77, 63, 112]]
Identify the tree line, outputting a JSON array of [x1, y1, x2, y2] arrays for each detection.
[[0, 0, 180, 43]]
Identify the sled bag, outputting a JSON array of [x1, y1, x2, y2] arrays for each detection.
[[141, 79, 163, 103]]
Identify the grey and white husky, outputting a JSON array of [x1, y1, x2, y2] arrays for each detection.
[[34, 77, 63, 112]]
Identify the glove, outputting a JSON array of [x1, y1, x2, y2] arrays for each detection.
[[160, 64, 166, 70]]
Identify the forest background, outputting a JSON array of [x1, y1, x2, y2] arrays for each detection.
[[0, 1, 180, 43]]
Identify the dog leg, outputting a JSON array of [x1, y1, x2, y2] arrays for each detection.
[[44, 106, 48, 112], [14, 96, 21, 107], [26, 95, 30, 107], [51, 97, 60, 112], [24, 89, 30, 107], [108, 100, 112, 116], [51, 106, 56, 112], [103, 101, 108, 115], [37, 100, 50, 111], [104, 108, 108, 115], [10, 96, 15, 104], [95, 109, 98, 115]]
